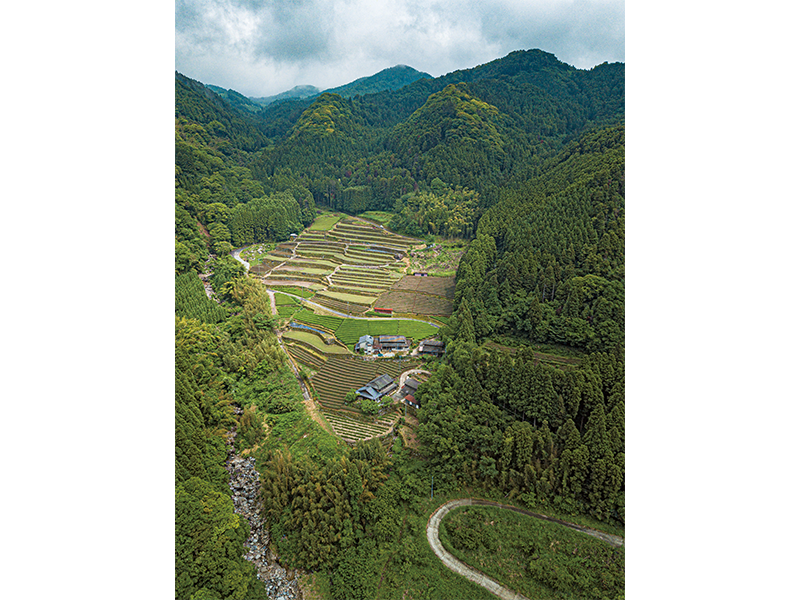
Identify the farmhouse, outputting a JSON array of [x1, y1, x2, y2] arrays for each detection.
[[399, 377, 420, 398], [356, 374, 397, 400], [354, 334, 374, 353], [374, 335, 409, 352], [419, 339, 445, 356]]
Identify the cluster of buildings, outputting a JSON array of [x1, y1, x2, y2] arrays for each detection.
[[354, 335, 445, 357], [399, 377, 421, 409], [354, 334, 410, 354], [355, 373, 423, 410], [349, 335, 445, 412]]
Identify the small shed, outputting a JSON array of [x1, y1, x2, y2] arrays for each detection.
[[403, 394, 420, 409]]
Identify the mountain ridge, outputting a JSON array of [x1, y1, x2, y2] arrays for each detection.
[[321, 64, 431, 98], [206, 64, 432, 108], [250, 84, 321, 107]]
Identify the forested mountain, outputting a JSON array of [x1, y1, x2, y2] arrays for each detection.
[[250, 84, 321, 107], [216, 64, 430, 111], [446, 123, 624, 352], [322, 64, 432, 98], [175, 48, 624, 599], [248, 48, 623, 216], [206, 85, 265, 114]]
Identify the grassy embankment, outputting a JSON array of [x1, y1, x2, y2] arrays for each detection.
[[439, 505, 624, 600]]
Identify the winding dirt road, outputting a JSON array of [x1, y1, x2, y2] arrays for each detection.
[[426, 498, 624, 600]]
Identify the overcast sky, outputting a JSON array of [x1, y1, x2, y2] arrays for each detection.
[[176, 0, 624, 97]]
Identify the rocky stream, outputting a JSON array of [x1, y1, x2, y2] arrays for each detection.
[[225, 412, 302, 600]]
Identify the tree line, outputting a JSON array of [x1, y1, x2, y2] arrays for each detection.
[[417, 341, 624, 523], [444, 122, 624, 353]]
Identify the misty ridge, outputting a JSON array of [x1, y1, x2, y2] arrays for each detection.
[[208, 64, 434, 110]]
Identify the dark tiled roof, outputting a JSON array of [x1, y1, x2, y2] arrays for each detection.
[[377, 335, 407, 343], [356, 386, 381, 400], [367, 374, 395, 391]]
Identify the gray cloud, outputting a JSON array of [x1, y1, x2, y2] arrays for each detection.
[[175, 0, 624, 97]]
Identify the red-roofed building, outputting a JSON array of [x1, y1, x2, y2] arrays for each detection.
[[403, 394, 420, 409]]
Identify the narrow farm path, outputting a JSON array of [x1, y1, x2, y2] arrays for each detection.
[[427, 498, 624, 600], [398, 369, 431, 390], [275, 331, 334, 436], [232, 235, 441, 326], [265, 290, 277, 316], [269, 289, 441, 327]]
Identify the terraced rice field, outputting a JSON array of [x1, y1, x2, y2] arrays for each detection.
[[254, 218, 423, 313], [285, 343, 327, 371], [282, 330, 350, 354], [291, 309, 439, 348], [316, 289, 377, 305], [273, 292, 302, 319], [291, 309, 343, 333], [311, 355, 422, 412], [322, 411, 396, 442], [374, 275, 456, 316]]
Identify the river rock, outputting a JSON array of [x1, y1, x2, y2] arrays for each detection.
[[225, 421, 303, 599]]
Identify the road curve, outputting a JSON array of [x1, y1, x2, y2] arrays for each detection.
[[426, 498, 624, 600]]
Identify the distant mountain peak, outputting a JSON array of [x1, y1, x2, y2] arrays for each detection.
[[322, 65, 432, 98], [250, 85, 321, 107]]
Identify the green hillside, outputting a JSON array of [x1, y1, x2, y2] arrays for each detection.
[[323, 64, 432, 97], [175, 48, 624, 600]]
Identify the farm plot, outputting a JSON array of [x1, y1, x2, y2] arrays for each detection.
[[285, 344, 327, 371], [328, 284, 387, 297], [269, 286, 315, 298], [311, 357, 389, 412], [371, 274, 456, 316], [328, 280, 394, 296], [313, 295, 371, 315], [316, 289, 377, 305], [248, 260, 284, 276], [295, 241, 347, 255], [262, 272, 327, 286], [322, 412, 395, 442], [282, 330, 350, 354], [258, 220, 426, 319], [392, 275, 456, 299], [291, 309, 344, 333], [334, 319, 399, 347], [334, 319, 437, 347], [273, 265, 332, 276], [331, 268, 400, 288], [308, 212, 344, 231], [278, 257, 339, 270], [311, 355, 422, 412], [274, 292, 301, 306], [277, 304, 303, 318], [331, 221, 419, 248], [374, 290, 454, 316]]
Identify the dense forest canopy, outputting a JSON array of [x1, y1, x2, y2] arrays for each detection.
[[175, 47, 624, 600]]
